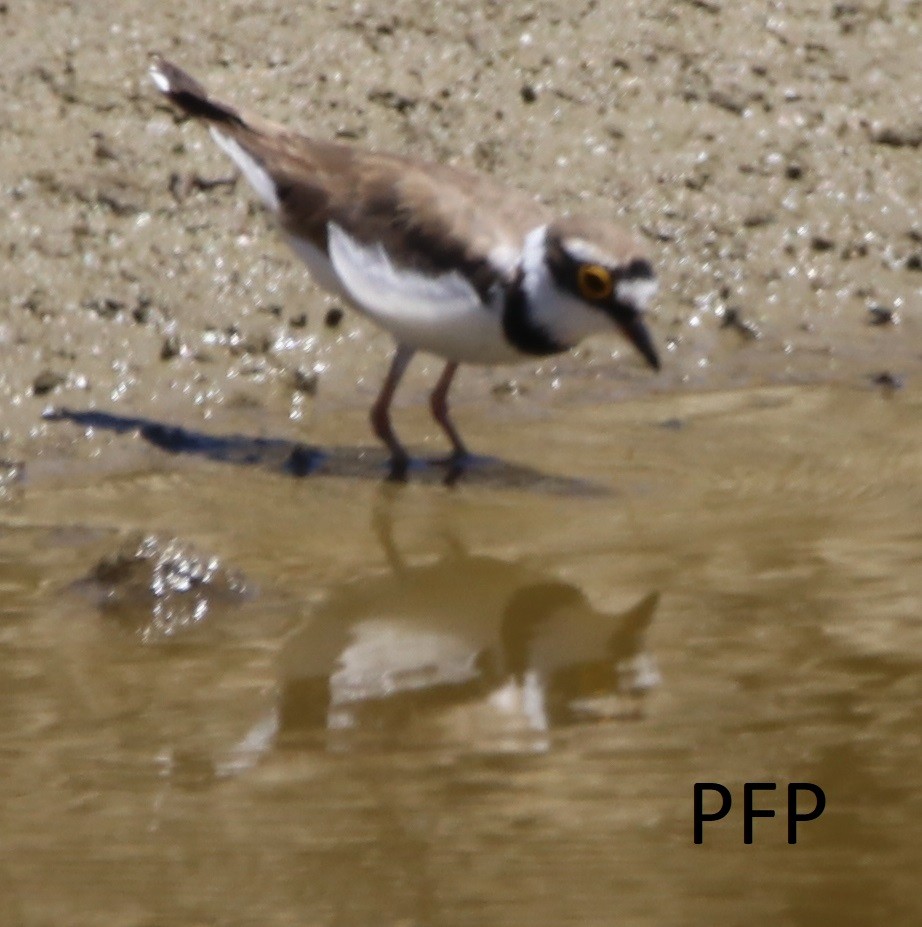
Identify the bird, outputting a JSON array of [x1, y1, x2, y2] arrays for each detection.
[[149, 56, 660, 472]]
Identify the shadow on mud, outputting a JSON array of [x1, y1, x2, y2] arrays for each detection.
[[45, 407, 606, 494]]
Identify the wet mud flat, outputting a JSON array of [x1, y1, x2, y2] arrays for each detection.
[[2, 0, 922, 925]]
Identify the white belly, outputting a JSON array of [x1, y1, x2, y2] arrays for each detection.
[[286, 230, 525, 365]]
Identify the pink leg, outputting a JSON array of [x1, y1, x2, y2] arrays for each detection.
[[429, 361, 468, 460], [371, 344, 415, 465]]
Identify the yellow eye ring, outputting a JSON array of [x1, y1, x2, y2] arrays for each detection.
[[577, 264, 614, 301]]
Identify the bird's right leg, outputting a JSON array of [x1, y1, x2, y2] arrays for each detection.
[[370, 343, 416, 471]]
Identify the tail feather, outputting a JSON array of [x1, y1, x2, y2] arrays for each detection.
[[149, 55, 283, 213], [149, 56, 242, 126]]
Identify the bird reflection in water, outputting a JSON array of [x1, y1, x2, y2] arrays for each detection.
[[225, 505, 660, 767]]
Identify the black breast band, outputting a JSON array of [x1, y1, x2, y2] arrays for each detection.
[[501, 272, 569, 357]]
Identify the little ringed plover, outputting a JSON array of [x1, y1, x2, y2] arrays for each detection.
[[149, 57, 660, 469]]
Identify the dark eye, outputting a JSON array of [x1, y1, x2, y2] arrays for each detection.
[[577, 264, 614, 300]]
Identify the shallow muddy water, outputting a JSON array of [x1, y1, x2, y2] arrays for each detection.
[[2, 383, 920, 926]]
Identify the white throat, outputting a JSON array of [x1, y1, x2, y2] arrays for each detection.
[[521, 226, 614, 349]]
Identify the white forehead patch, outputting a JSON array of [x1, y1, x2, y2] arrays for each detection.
[[616, 277, 658, 311], [562, 236, 613, 266]]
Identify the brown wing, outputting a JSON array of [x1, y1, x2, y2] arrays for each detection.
[[232, 130, 547, 298]]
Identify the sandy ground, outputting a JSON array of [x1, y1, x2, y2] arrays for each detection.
[[1, 0, 920, 466]]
